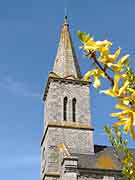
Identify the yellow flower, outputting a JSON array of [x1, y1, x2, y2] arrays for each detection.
[[107, 54, 130, 72], [77, 31, 112, 53], [98, 48, 121, 65], [99, 46, 110, 57], [111, 103, 135, 139], [101, 74, 129, 97], [120, 89, 135, 105], [96, 40, 112, 49], [83, 68, 105, 88], [84, 40, 112, 53]]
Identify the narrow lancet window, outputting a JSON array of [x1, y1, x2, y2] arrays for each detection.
[[63, 97, 68, 121], [72, 98, 76, 122]]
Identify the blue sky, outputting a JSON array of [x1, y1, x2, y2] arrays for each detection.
[[0, 0, 135, 179]]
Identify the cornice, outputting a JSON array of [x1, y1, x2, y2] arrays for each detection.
[[41, 171, 60, 180], [43, 76, 91, 101], [41, 121, 94, 146]]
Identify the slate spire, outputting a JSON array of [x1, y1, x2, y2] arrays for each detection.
[[52, 16, 82, 79]]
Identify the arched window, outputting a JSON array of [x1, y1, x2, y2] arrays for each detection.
[[72, 98, 76, 122], [63, 97, 68, 121]]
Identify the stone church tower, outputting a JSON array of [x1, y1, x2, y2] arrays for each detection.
[[40, 17, 125, 180]]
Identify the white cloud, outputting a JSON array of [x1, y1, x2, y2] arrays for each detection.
[[0, 76, 41, 99]]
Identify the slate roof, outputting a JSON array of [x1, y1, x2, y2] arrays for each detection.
[[71, 144, 135, 171]]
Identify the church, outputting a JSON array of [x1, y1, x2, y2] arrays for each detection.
[[40, 17, 124, 180]]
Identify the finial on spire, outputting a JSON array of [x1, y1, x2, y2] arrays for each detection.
[[64, 8, 68, 25]]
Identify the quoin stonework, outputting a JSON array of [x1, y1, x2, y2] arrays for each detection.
[[40, 16, 124, 180]]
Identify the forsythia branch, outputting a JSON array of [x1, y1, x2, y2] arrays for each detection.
[[77, 30, 135, 139]]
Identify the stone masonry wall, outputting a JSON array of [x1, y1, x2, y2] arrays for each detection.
[[41, 126, 94, 174], [47, 127, 94, 155], [44, 80, 92, 126], [41, 79, 94, 179]]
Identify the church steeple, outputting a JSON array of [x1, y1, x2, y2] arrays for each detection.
[[41, 18, 94, 180], [52, 17, 82, 79]]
